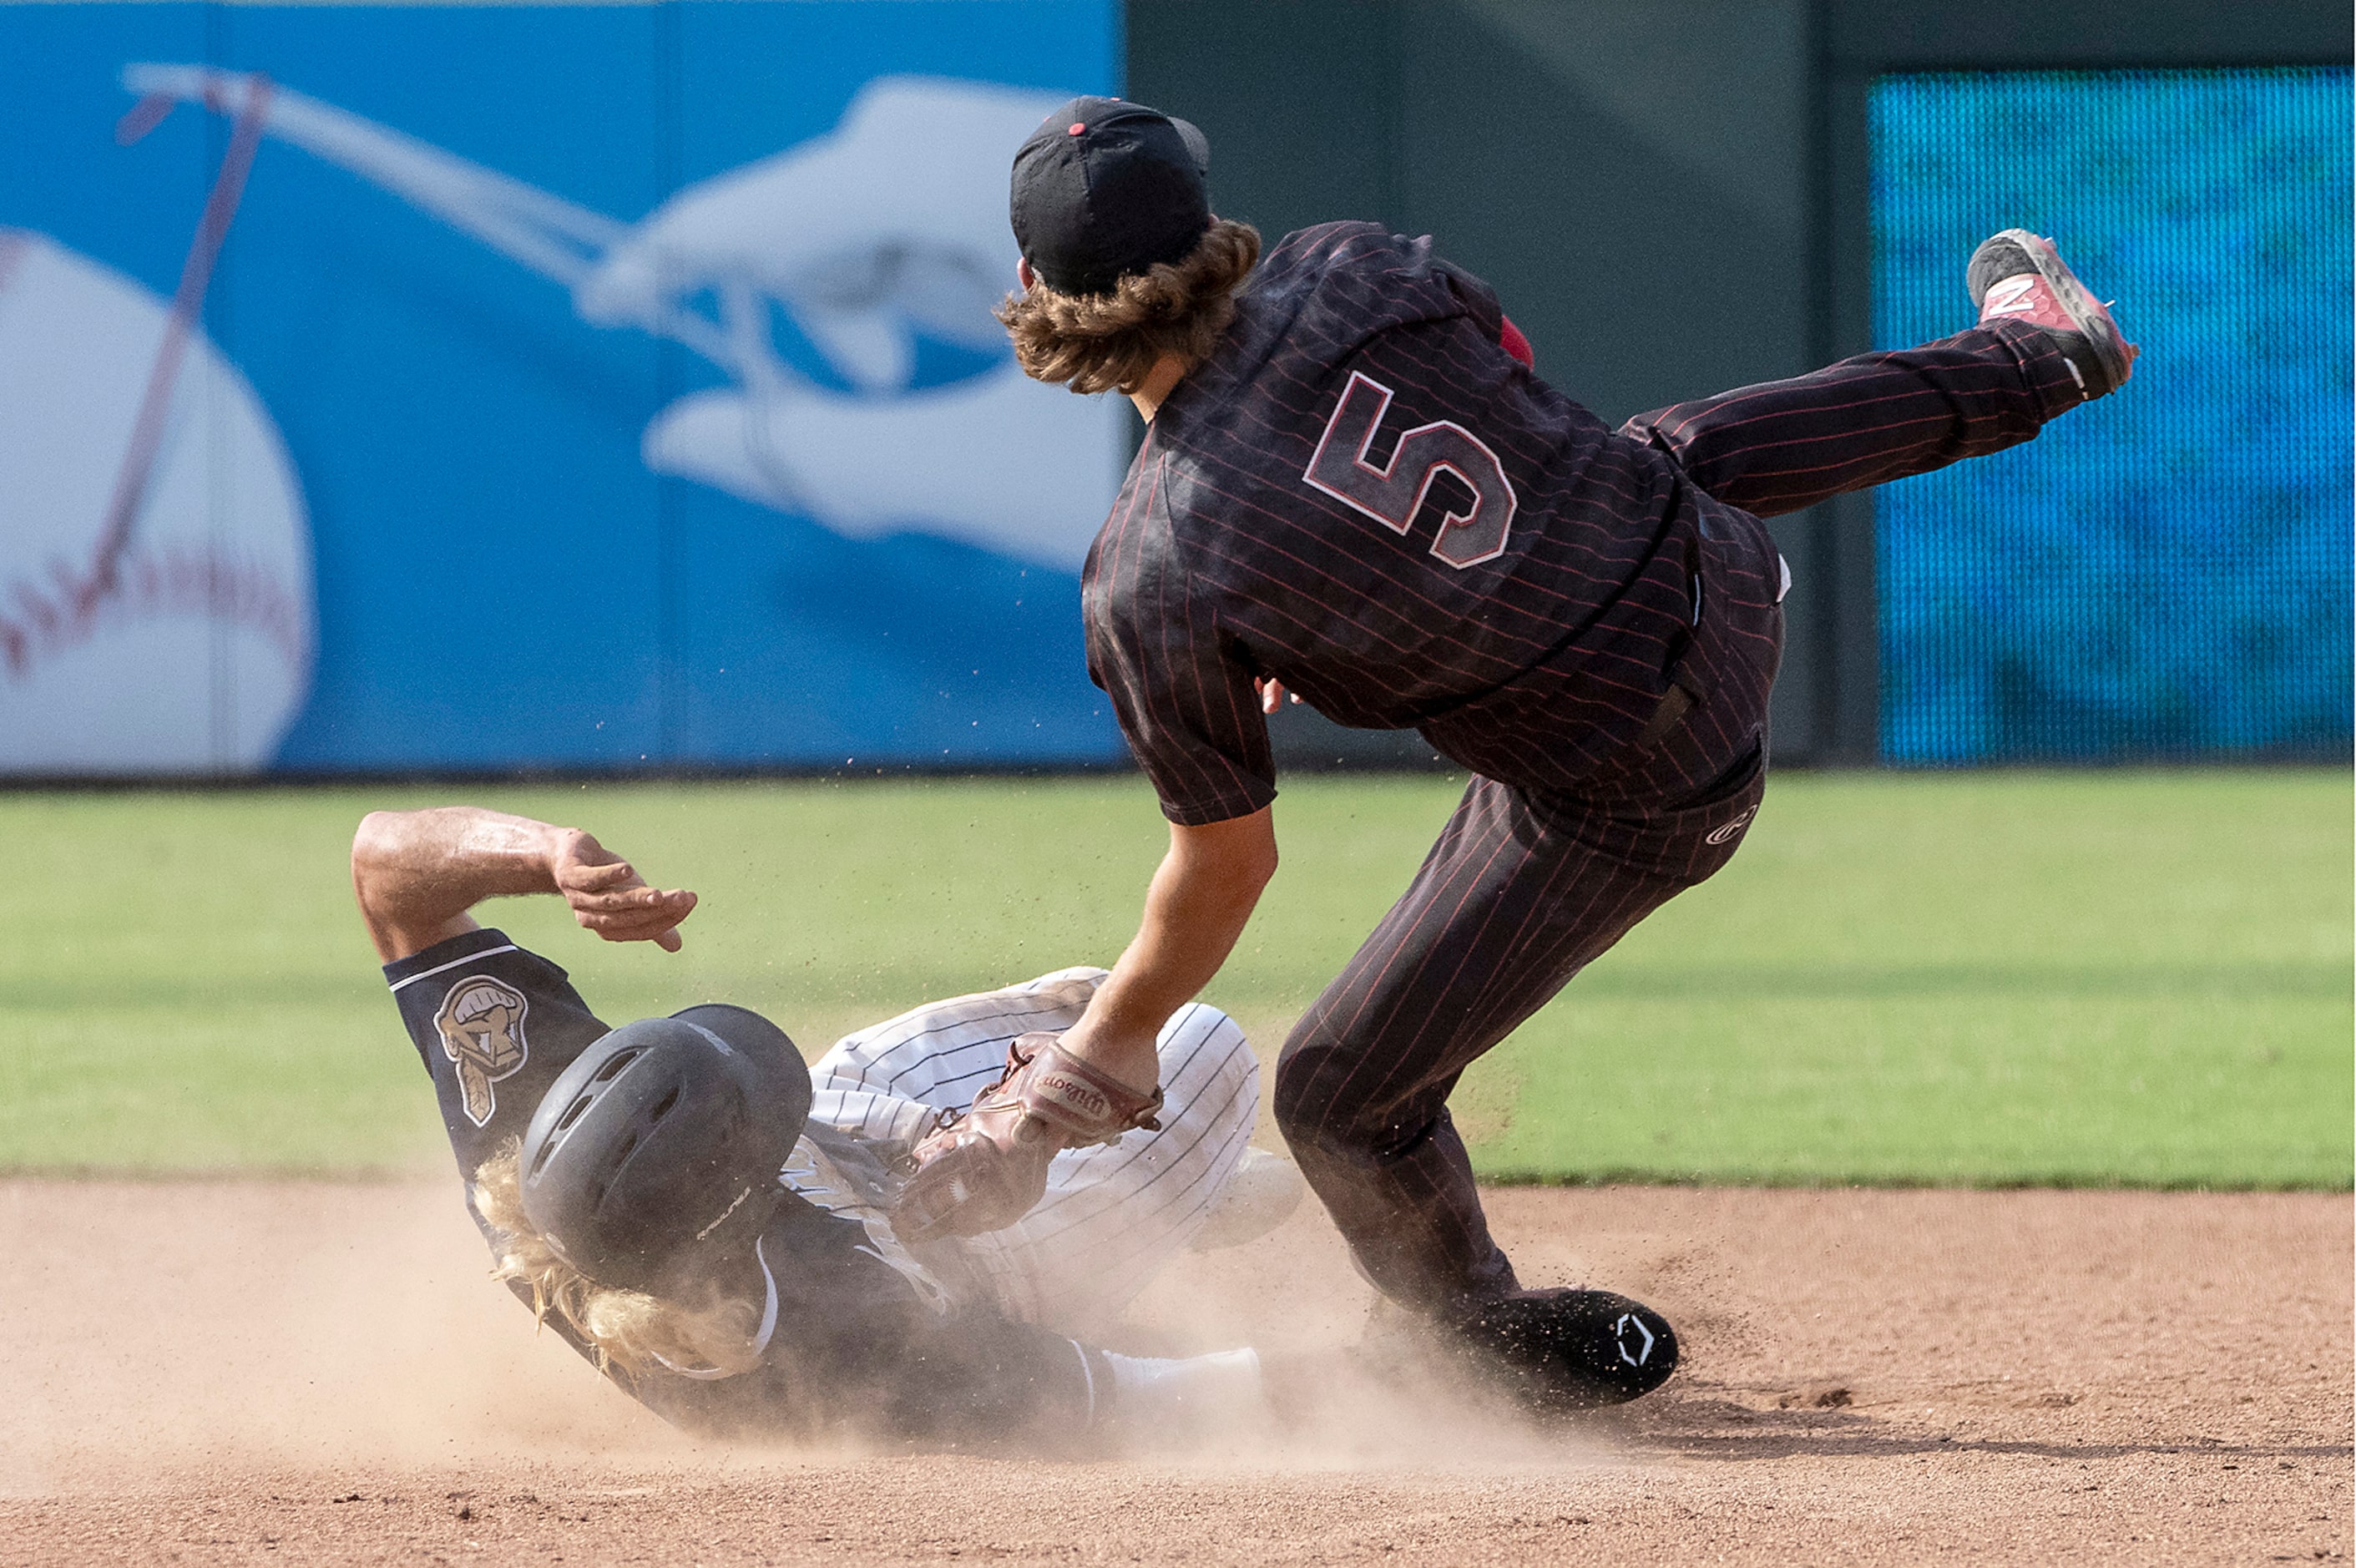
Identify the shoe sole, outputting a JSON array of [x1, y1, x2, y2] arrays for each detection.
[[1972, 228, 2133, 392]]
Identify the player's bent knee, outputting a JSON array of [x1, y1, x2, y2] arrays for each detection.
[[1164, 1001, 1252, 1071], [1272, 1049, 1354, 1151], [1273, 1042, 1448, 1162], [1161, 1003, 1259, 1128]]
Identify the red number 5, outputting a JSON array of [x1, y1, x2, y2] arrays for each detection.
[[1302, 372, 1517, 568]]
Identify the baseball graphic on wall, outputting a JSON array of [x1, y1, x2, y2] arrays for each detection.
[[0, 228, 314, 774]]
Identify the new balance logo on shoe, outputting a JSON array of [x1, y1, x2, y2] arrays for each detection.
[[1981, 275, 2040, 314], [1965, 229, 2136, 399]]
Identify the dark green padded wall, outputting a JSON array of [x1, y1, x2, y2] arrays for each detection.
[[1130, 0, 2350, 767]]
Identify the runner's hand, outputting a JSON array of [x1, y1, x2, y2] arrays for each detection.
[[550, 829, 697, 951]]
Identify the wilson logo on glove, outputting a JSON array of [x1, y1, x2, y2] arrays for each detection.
[[1035, 1070, 1111, 1120]]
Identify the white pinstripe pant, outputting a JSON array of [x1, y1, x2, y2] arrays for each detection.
[[809, 968, 1259, 1338]]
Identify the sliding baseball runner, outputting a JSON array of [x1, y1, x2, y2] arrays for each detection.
[[354, 806, 1298, 1446]]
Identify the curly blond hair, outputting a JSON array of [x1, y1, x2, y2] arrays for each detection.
[[471, 1141, 763, 1378], [999, 218, 1261, 396]]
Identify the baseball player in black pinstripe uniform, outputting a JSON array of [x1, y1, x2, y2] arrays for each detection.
[[895, 97, 2134, 1410]]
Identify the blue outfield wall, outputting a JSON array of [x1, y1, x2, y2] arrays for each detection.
[[0, 1, 1127, 774], [6, 20, 2349, 777], [1871, 68, 2353, 766]]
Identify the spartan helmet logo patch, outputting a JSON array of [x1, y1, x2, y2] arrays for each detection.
[[435, 976, 530, 1127]]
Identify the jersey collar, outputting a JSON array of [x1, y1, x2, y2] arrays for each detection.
[[652, 1236, 779, 1381]]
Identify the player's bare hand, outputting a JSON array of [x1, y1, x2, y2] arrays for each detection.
[[550, 829, 697, 952], [1253, 676, 1302, 715]]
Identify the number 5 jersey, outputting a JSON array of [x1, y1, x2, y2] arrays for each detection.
[[1083, 220, 1784, 827]]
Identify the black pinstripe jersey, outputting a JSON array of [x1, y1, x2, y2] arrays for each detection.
[[1083, 221, 1779, 826]]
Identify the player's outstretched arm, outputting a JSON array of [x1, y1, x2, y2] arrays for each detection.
[[1057, 806, 1278, 1095], [890, 810, 1274, 1244], [350, 807, 697, 963]]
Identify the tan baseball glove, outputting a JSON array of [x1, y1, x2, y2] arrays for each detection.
[[892, 1033, 1162, 1243]]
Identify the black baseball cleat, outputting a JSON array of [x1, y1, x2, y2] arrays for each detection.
[[1443, 1287, 1680, 1412], [1967, 228, 2136, 400]]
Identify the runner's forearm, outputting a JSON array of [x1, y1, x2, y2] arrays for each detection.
[[351, 807, 569, 960]]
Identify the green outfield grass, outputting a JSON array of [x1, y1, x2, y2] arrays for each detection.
[[0, 770, 2347, 1186]]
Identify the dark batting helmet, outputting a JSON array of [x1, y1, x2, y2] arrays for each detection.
[[516, 1004, 811, 1293]]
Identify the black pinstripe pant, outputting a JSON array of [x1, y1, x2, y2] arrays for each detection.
[[1272, 321, 2084, 1312]]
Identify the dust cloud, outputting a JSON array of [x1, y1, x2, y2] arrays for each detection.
[[0, 1176, 1598, 1495], [0, 1179, 686, 1492], [5, 1182, 2347, 1565]]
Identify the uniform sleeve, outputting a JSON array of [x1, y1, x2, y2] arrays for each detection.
[[383, 927, 612, 1183], [1083, 453, 1277, 827]]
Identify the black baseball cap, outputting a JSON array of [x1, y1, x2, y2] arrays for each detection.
[[1010, 95, 1212, 297], [516, 1004, 811, 1293]]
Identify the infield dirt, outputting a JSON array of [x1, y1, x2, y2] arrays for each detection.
[[2, 1179, 2346, 1565]]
